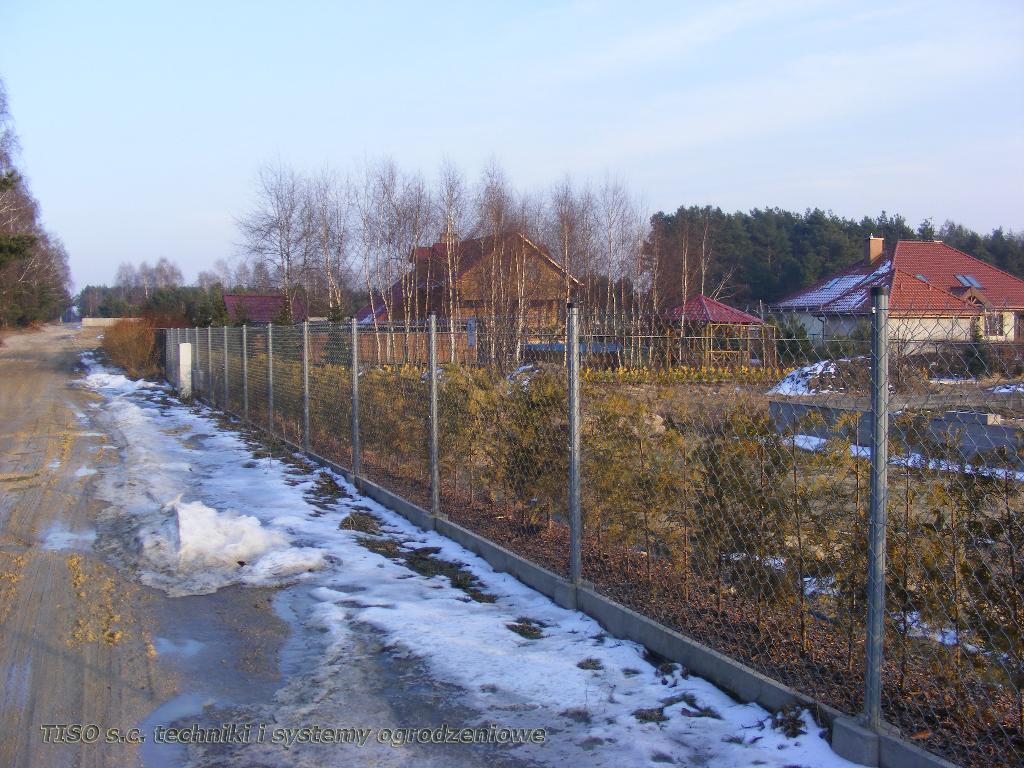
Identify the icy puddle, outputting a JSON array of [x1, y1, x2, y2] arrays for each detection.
[[79, 351, 857, 768], [41, 521, 97, 551]]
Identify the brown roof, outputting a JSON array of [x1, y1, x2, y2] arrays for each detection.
[[223, 293, 308, 323], [775, 241, 1024, 315], [356, 232, 576, 322]]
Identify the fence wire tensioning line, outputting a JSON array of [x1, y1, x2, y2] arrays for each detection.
[[165, 304, 1024, 768]]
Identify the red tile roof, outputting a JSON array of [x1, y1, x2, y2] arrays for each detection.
[[223, 293, 308, 323], [775, 241, 1024, 315], [665, 294, 763, 325], [891, 241, 1024, 308]]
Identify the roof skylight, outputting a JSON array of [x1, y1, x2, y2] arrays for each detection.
[[955, 274, 983, 289]]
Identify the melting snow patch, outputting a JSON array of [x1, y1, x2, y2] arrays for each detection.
[[81, 350, 857, 767], [136, 497, 326, 596], [768, 360, 836, 395], [80, 371, 158, 395]]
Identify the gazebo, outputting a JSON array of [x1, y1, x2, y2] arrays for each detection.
[[664, 294, 776, 368]]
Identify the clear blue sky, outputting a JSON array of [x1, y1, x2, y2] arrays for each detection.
[[2, 0, 1022, 290]]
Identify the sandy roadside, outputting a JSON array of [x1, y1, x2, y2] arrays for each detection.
[[0, 325, 287, 768]]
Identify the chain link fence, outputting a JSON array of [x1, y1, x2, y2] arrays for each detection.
[[161, 299, 1023, 768]]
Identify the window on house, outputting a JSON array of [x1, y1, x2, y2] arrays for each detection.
[[955, 274, 983, 289], [985, 312, 1004, 336]]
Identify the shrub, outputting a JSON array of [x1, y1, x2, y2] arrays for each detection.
[[101, 319, 158, 378]]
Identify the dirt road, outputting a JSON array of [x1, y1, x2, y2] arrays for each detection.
[[0, 326, 537, 768], [0, 325, 844, 768], [0, 326, 286, 768]]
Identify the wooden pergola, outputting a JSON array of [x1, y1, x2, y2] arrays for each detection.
[[663, 295, 777, 369]]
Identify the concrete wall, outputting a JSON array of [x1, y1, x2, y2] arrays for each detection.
[[769, 400, 1023, 462], [82, 317, 140, 327], [788, 313, 979, 346]]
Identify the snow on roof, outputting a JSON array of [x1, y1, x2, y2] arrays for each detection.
[[775, 240, 1023, 316]]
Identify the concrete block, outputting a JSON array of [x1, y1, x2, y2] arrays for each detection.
[[177, 343, 192, 398], [832, 717, 878, 767]]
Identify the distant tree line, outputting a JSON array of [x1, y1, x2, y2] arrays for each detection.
[[83, 157, 1024, 328], [230, 159, 1023, 326], [76, 281, 230, 327], [0, 78, 71, 327], [650, 206, 1024, 309]]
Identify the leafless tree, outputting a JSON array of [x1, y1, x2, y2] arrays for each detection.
[[303, 168, 357, 318], [237, 161, 308, 321], [357, 158, 433, 361], [548, 176, 596, 317], [435, 159, 470, 360]]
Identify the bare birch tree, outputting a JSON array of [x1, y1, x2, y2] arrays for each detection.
[[237, 161, 308, 321]]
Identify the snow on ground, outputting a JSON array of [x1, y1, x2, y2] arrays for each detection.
[[78, 351, 857, 768], [768, 360, 837, 395], [991, 382, 1024, 394]]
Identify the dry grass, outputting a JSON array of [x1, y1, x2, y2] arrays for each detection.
[[101, 319, 157, 378]]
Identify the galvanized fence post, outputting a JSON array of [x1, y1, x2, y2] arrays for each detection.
[[568, 303, 582, 586], [351, 318, 360, 483], [267, 323, 275, 435], [222, 325, 229, 409], [428, 315, 441, 518], [242, 325, 249, 422], [206, 325, 213, 405], [864, 286, 890, 730], [168, 328, 175, 383], [302, 320, 311, 453]]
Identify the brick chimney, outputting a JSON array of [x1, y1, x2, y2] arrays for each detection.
[[866, 234, 885, 264]]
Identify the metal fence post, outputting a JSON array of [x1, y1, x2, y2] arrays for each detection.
[[351, 318, 360, 483], [223, 325, 229, 409], [267, 323, 275, 434], [302, 320, 311, 453], [428, 315, 441, 518], [206, 325, 213, 405], [864, 285, 890, 730], [568, 303, 582, 586], [242, 324, 249, 421]]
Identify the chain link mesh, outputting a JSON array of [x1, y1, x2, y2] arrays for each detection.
[[162, 307, 1022, 767], [433, 318, 571, 577], [225, 327, 244, 416], [306, 321, 354, 469]]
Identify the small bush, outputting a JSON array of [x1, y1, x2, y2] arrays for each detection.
[[102, 319, 157, 378]]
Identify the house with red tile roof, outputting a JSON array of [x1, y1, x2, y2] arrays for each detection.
[[775, 238, 1024, 343], [356, 232, 577, 326], [223, 293, 308, 324]]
